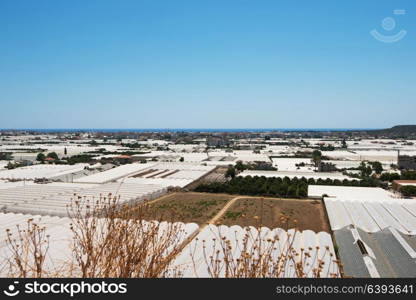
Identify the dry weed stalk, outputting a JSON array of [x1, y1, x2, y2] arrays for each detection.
[[191, 212, 341, 278], [4, 194, 341, 278], [4, 194, 188, 278], [4, 219, 50, 277], [66, 193, 188, 277], [194, 227, 340, 278]]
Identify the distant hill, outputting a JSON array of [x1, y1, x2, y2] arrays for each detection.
[[366, 125, 416, 138]]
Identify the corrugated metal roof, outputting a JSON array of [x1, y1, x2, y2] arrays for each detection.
[[359, 228, 416, 277], [333, 228, 370, 278], [333, 226, 416, 278]]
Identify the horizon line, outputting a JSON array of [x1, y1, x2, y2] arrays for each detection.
[[0, 127, 381, 131]]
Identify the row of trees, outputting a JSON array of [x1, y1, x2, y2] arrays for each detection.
[[0, 152, 12, 160], [36, 152, 95, 165], [380, 170, 416, 182], [225, 161, 277, 179], [352, 161, 384, 177], [196, 176, 308, 198], [65, 154, 94, 165], [234, 161, 277, 172], [196, 175, 384, 198]]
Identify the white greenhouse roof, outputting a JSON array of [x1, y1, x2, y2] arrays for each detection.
[[0, 182, 167, 217], [0, 164, 89, 180], [308, 185, 396, 201], [120, 177, 193, 188], [74, 163, 157, 184], [173, 224, 339, 278], [325, 198, 416, 235], [271, 157, 314, 172]]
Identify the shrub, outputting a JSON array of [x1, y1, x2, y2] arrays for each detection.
[[5, 195, 188, 278], [400, 185, 416, 197]]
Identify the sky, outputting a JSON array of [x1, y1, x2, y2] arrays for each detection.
[[0, 0, 415, 129]]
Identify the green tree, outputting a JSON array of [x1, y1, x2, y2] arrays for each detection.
[[311, 150, 322, 170], [225, 166, 236, 179], [36, 153, 46, 162], [235, 161, 246, 171], [46, 152, 59, 160], [358, 162, 372, 178], [380, 172, 400, 182], [370, 161, 383, 175]]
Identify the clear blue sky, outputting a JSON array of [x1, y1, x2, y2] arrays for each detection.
[[0, 0, 415, 129]]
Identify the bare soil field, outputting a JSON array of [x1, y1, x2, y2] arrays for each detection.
[[218, 197, 329, 232], [136, 192, 234, 224], [132, 192, 329, 232]]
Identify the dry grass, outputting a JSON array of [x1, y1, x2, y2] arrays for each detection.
[[67, 195, 189, 277], [3, 193, 340, 278], [4, 194, 189, 278], [4, 219, 50, 278]]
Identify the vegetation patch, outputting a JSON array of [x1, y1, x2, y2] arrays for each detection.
[[196, 175, 384, 198], [133, 192, 234, 224], [218, 197, 330, 232]]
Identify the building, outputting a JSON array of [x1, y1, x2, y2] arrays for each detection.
[[398, 155, 416, 170], [113, 154, 134, 164], [392, 180, 416, 197], [207, 136, 230, 148]]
